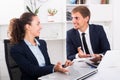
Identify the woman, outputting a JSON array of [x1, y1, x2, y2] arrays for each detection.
[[8, 12, 72, 80]]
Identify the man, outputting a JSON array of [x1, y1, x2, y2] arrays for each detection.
[[67, 6, 110, 62]]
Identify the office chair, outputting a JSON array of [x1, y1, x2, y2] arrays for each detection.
[[4, 39, 21, 80]]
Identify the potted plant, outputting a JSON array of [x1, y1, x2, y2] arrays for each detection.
[[47, 8, 58, 22], [26, 0, 48, 15], [26, 6, 40, 15], [48, 9, 57, 16]]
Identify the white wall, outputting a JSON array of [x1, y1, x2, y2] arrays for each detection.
[[0, 0, 24, 24], [112, 0, 120, 50], [0, 38, 9, 80]]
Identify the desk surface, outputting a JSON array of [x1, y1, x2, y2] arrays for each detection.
[[38, 61, 97, 80], [38, 50, 120, 80], [86, 50, 120, 80]]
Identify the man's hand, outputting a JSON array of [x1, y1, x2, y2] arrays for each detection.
[[77, 47, 91, 58], [64, 60, 73, 67], [90, 54, 102, 64]]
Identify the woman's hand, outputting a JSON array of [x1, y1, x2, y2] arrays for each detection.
[[54, 62, 69, 73]]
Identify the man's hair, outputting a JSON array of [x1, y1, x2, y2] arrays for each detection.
[[72, 6, 91, 22]]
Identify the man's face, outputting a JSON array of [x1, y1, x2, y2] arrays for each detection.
[[71, 12, 88, 30]]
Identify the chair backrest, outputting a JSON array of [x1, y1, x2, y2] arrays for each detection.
[[4, 39, 21, 80]]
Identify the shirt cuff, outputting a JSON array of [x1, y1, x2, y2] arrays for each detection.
[[75, 53, 80, 59], [99, 54, 104, 57], [53, 65, 55, 72]]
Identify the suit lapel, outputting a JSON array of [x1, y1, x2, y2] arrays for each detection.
[[89, 25, 95, 52], [73, 29, 83, 50], [38, 45, 45, 59], [37, 41, 50, 65], [21, 41, 39, 65]]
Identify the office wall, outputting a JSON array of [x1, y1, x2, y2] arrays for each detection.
[[112, 0, 120, 50], [0, 0, 24, 24], [0, 38, 9, 80]]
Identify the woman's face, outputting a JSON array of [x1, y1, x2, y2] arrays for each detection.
[[28, 16, 42, 37]]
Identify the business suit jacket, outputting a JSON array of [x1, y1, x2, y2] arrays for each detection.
[[67, 24, 110, 61], [10, 39, 54, 80]]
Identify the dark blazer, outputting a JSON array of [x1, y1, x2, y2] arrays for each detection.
[[10, 39, 54, 80], [67, 24, 111, 61]]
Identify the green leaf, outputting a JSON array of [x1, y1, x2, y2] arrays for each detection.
[[34, 7, 40, 15], [26, 6, 33, 14]]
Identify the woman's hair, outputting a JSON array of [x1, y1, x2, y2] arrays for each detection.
[[8, 12, 36, 44], [72, 6, 91, 23]]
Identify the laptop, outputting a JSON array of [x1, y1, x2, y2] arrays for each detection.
[[38, 61, 98, 80]]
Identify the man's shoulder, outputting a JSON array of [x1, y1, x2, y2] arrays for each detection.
[[90, 24, 103, 27], [89, 24, 104, 30], [67, 28, 77, 34]]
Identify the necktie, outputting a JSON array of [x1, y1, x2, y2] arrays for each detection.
[[82, 33, 90, 54]]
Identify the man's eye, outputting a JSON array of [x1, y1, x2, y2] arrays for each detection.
[[72, 17, 79, 20], [75, 17, 79, 20]]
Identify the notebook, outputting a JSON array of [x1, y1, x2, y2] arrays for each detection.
[[38, 61, 98, 80]]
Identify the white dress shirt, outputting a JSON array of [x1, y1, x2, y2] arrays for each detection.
[[24, 39, 45, 67], [76, 26, 94, 58]]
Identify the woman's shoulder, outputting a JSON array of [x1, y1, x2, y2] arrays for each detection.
[[36, 38, 46, 45], [11, 40, 25, 49]]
